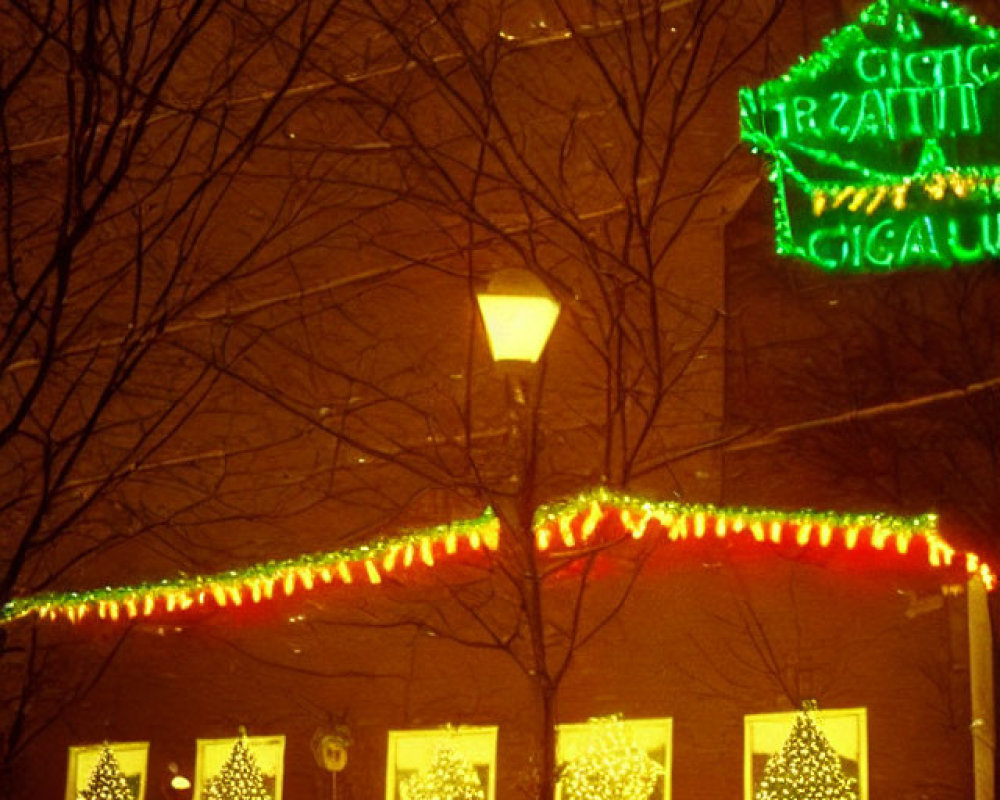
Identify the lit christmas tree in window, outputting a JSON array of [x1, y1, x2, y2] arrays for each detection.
[[560, 715, 663, 800], [205, 733, 272, 800], [77, 744, 135, 800], [755, 701, 859, 800], [404, 744, 485, 800]]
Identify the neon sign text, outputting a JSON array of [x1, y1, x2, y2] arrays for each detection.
[[740, 0, 1000, 271]]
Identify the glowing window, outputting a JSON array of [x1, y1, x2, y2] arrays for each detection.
[[386, 725, 498, 800], [193, 734, 285, 800], [556, 717, 672, 800], [66, 741, 149, 800], [744, 707, 868, 800]]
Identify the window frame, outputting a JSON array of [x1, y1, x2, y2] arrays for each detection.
[[65, 740, 150, 800], [193, 734, 286, 800], [744, 706, 868, 800], [385, 725, 498, 800], [555, 716, 673, 800]]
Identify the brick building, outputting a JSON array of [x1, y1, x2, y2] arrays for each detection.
[[2, 0, 999, 798]]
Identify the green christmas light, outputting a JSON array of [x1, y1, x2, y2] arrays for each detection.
[[741, 0, 1000, 270]]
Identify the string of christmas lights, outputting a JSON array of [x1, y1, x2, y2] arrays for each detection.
[[744, 137, 1000, 210], [560, 715, 663, 800], [2, 488, 994, 626], [404, 744, 485, 800]]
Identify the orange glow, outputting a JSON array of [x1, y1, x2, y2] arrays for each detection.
[[871, 527, 889, 550], [446, 533, 457, 554], [821, 524, 835, 546], [769, 521, 782, 544], [365, 560, 381, 584], [559, 517, 576, 547], [581, 502, 601, 541], [796, 523, 811, 546], [619, 509, 633, 532], [338, 562, 352, 584], [981, 566, 996, 590], [484, 523, 499, 550], [843, 527, 858, 549], [143, 595, 155, 616], [420, 539, 435, 566], [929, 539, 954, 567], [383, 547, 399, 572], [212, 586, 227, 606], [536, 527, 551, 550], [404, 544, 415, 568], [283, 573, 296, 596], [622, 509, 649, 539]]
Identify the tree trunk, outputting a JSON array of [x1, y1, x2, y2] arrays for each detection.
[[538, 681, 558, 800]]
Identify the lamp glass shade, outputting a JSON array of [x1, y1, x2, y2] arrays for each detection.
[[476, 293, 560, 362]]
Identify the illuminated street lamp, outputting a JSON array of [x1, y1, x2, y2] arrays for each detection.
[[476, 269, 560, 363]]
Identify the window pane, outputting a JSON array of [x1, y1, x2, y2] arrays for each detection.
[[744, 707, 868, 800], [556, 717, 672, 800], [386, 726, 498, 800]]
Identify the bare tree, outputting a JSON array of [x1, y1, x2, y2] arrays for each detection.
[[0, 0, 352, 780], [179, 2, 789, 798], [0, 0, 797, 796]]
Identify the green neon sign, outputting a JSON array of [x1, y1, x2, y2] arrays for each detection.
[[740, 0, 1000, 271]]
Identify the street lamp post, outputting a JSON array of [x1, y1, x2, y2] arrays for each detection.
[[476, 267, 562, 800], [475, 267, 561, 477]]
